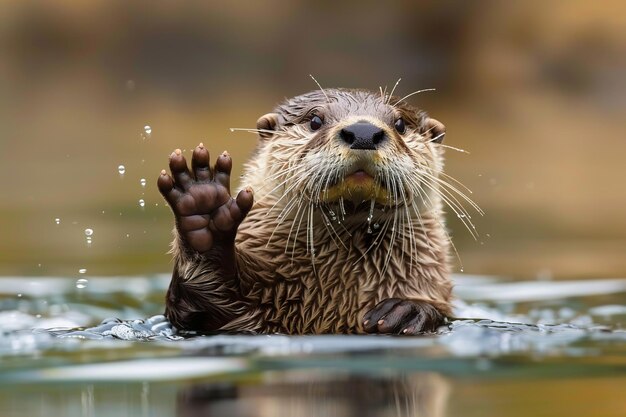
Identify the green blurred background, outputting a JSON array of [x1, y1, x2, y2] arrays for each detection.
[[1, 0, 625, 279]]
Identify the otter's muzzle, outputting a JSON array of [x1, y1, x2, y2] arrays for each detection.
[[340, 122, 386, 150]]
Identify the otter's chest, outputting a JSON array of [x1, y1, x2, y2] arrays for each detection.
[[253, 237, 409, 333]]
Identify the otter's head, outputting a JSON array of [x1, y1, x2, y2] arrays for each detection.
[[249, 88, 448, 227]]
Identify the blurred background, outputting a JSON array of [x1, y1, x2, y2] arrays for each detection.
[[1, 0, 625, 280]]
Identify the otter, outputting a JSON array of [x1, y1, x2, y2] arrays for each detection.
[[157, 88, 459, 335]]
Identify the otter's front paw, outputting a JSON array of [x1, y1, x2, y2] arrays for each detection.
[[363, 298, 446, 335], [157, 144, 254, 254]]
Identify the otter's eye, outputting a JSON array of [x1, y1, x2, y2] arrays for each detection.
[[310, 115, 323, 131], [394, 118, 406, 134]]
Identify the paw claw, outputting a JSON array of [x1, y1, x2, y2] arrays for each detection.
[[362, 298, 446, 335]]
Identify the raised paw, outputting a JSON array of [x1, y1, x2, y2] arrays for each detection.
[[157, 144, 254, 254], [363, 298, 446, 335]]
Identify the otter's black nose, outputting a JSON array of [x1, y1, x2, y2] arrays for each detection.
[[340, 122, 386, 150]]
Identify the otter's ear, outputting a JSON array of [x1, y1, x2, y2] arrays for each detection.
[[424, 118, 446, 144], [256, 113, 279, 140]]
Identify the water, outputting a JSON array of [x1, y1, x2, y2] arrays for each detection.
[[0, 274, 624, 417]]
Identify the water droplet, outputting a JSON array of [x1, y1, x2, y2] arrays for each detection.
[[36, 314, 42, 318], [76, 278, 88, 289], [139, 199, 145, 208], [229, 128, 235, 132], [54, 218, 60, 225], [373, 223, 380, 230], [460, 268, 464, 272], [367, 227, 373, 234], [17, 293, 22, 298], [457, 214, 466, 218], [367, 199, 375, 225], [144, 125, 152, 136], [78, 268, 87, 274], [84, 230, 93, 246], [140, 178, 146, 187], [118, 165, 126, 175], [126, 233, 130, 238]]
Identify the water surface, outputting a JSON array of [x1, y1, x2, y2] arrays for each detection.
[[0, 274, 625, 417]]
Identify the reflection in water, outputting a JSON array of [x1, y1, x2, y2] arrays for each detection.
[[177, 372, 449, 417]]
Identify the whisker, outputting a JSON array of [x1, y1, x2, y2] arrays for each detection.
[[263, 171, 309, 215], [437, 171, 474, 195], [420, 170, 483, 215], [405, 178, 439, 249], [420, 179, 479, 240], [267, 194, 301, 248], [309, 74, 330, 104], [383, 172, 401, 273], [319, 207, 348, 250], [437, 143, 470, 154], [409, 179, 465, 272], [403, 165, 478, 239], [229, 127, 277, 134], [387, 78, 402, 105], [393, 88, 436, 106], [398, 175, 416, 272], [427, 132, 445, 144], [289, 198, 308, 259]]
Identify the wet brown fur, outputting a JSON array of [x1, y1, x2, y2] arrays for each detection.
[[165, 88, 454, 334]]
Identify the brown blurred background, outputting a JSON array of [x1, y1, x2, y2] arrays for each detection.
[[1, 0, 625, 279]]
